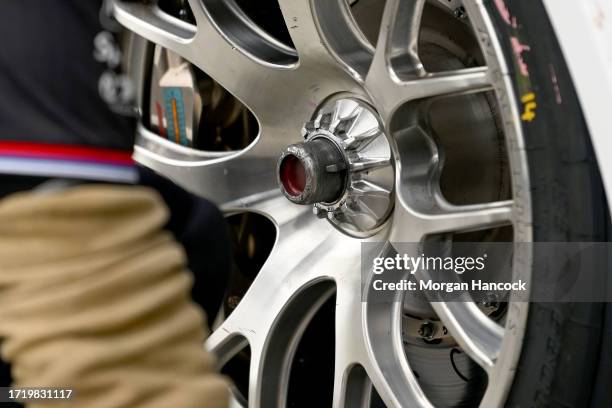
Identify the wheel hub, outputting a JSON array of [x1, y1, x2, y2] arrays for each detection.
[[277, 97, 394, 237], [278, 137, 347, 204]]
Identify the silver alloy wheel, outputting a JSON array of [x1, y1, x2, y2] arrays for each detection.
[[114, 0, 533, 406]]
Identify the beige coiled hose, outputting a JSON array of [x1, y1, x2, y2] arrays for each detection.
[[0, 185, 229, 407]]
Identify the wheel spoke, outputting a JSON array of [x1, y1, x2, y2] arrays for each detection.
[[396, 67, 491, 101], [368, 0, 426, 78], [332, 364, 374, 408], [390, 195, 511, 373], [367, 66, 492, 124], [363, 299, 433, 408], [430, 301, 504, 372], [353, 242, 431, 408], [328, 246, 433, 408], [364, 0, 492, 123], [373, 0, 426, 77], [113, 0, 299, 116], [276, 0, 329, 60], [275, 0, 368, 102], [113, 1, 196, 54], [134, 124, 281, 206], [424, 200, 514, 235], [308, 0, 375, 78], [207, 213, 361, 406], [365, 0, 426, 103], [331, 266, 371, 407], [392, 199, 514, 241]]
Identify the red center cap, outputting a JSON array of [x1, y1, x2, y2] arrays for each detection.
[[277, 139, 347, 205], [279, 154, 307, 197]]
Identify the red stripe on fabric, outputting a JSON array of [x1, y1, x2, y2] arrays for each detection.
[[0, 141, 133, 165]]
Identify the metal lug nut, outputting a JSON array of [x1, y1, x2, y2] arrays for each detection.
[[313, 206, 327, 219], [418, 321, 436, 340], [453, 6, 467, 19]]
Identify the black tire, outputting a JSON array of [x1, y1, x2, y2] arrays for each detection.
[[485, 1, 611, 407]]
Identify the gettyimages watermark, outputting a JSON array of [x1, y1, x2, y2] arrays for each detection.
[[361, 242, 612, 303]]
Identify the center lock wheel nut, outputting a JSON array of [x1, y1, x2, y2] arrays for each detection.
[[277, 137, 348, 205], [276, 98, 394, 237]]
